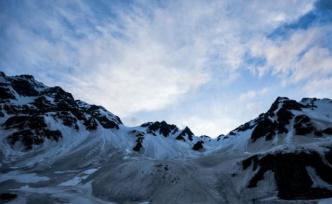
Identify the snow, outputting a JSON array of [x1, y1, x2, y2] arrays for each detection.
[[59, 168, 99, 186], [83, 168, 99, 175], [319, 197, 332, 204], [307, 167, 332, 189], [0, 171, 49, 183], [10, 96, 36, 105], [55, 170, 80, 174], [14, 183, 115, 204], [59, 176, 83, 186], [285, 118, 294, 144], [2, 74, 332, 203]]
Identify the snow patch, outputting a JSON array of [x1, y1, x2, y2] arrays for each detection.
[[0, 171, 49, 183]]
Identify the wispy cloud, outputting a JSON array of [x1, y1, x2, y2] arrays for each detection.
[[246, 0, 332, 99], [249, 27, 332, 82], [1, 0, 331, 136]]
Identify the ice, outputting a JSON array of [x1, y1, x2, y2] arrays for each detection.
[[83, 168, 99, 175], [59, 176, 82, 186], [0, 171, 49, 183]]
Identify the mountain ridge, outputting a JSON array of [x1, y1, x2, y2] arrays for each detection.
[[1, 71, 332, 203]]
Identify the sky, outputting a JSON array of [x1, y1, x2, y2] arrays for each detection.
[[1, 0, 332, 137]]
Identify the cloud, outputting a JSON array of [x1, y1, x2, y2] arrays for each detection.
[[239, 88, 269, 102], [246, 0, 332, 98], [1, 0, 211, 116], [238, 88, 270, 114], [175, 115, 236, 137], [1, 0, 330, 136], [272, 0, 332, 34], [248, 26, 332, 90], [304, 77, 332, 98]]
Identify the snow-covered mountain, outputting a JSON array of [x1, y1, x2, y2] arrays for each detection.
[[1, 72, 332, 203], [0, 72, 218, 162], [214, 96, 332, 201]]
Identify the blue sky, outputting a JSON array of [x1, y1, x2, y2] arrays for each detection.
[[1, 0, 332, 137]]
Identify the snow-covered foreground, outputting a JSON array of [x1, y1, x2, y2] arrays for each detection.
[[2, 148, 329, 204], [1, 72, 332, 203]]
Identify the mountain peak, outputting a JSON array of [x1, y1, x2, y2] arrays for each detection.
[[0, 72, 122, 150], [228, 97, 332, 143], [1, 73, 332, 202], [140, 121, 179, 137], [176, 126, 194, 141], [0, 71, 5, 77]]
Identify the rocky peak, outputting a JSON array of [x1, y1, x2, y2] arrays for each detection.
[[176, 126, 194, 141], [141, 121, 179, 137], [192, 141, 204, 151], [0, 72, 122, 151], [228, 96, 332, 143], [8, 74, 46, 97], [267, 97, 305, 115], [0, 71, 5, 77], [42, 86, 74, 102]]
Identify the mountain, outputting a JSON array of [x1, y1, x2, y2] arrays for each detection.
[[1, 72, 332, 204], [0, 72, 218, 160], [216, 96, 332, 200]]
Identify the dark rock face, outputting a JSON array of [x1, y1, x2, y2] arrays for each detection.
[[95, 115, 119, 129], [217, 135, 229, 141], [192, 141, 204, 151], [141, 121, 179, 137], [132, 131, 145, 152], [132, 142, 143, 152], [43, 86, 74, 102], [230, 97, 297, 140], [6, 130, 41, 150], [177, 127, 194, 141], [242, 149, 332, 200], [216, 134, 225, 141], [83, 105, 121, 129], [301, 98, 318, 108], [247, 97, 319, 142], [251, 118, 276, 142], [294, 115, 314, 135], [2, 114, 63, 150], [84, 117, 99, 130], [175, 135, 185, 141], [280, 100, 304, 111], [6, 129, 62, 150], [267, 97, 304, 114], [230, 121, 255, 135], [54, 112, 79, 130], [223, 96, 332, 201], [10, 80, 38, 96], [3, 115, 47, 130], [250, 110, 292, 142], [0, 86, 15, 100], [323, 128, 332, 135], [33, 96, 52, 111], [0, 73, 122, 151], [133, 138, 144, 152], [275, 108, 293, 134], [0, 193, 17, 202]]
